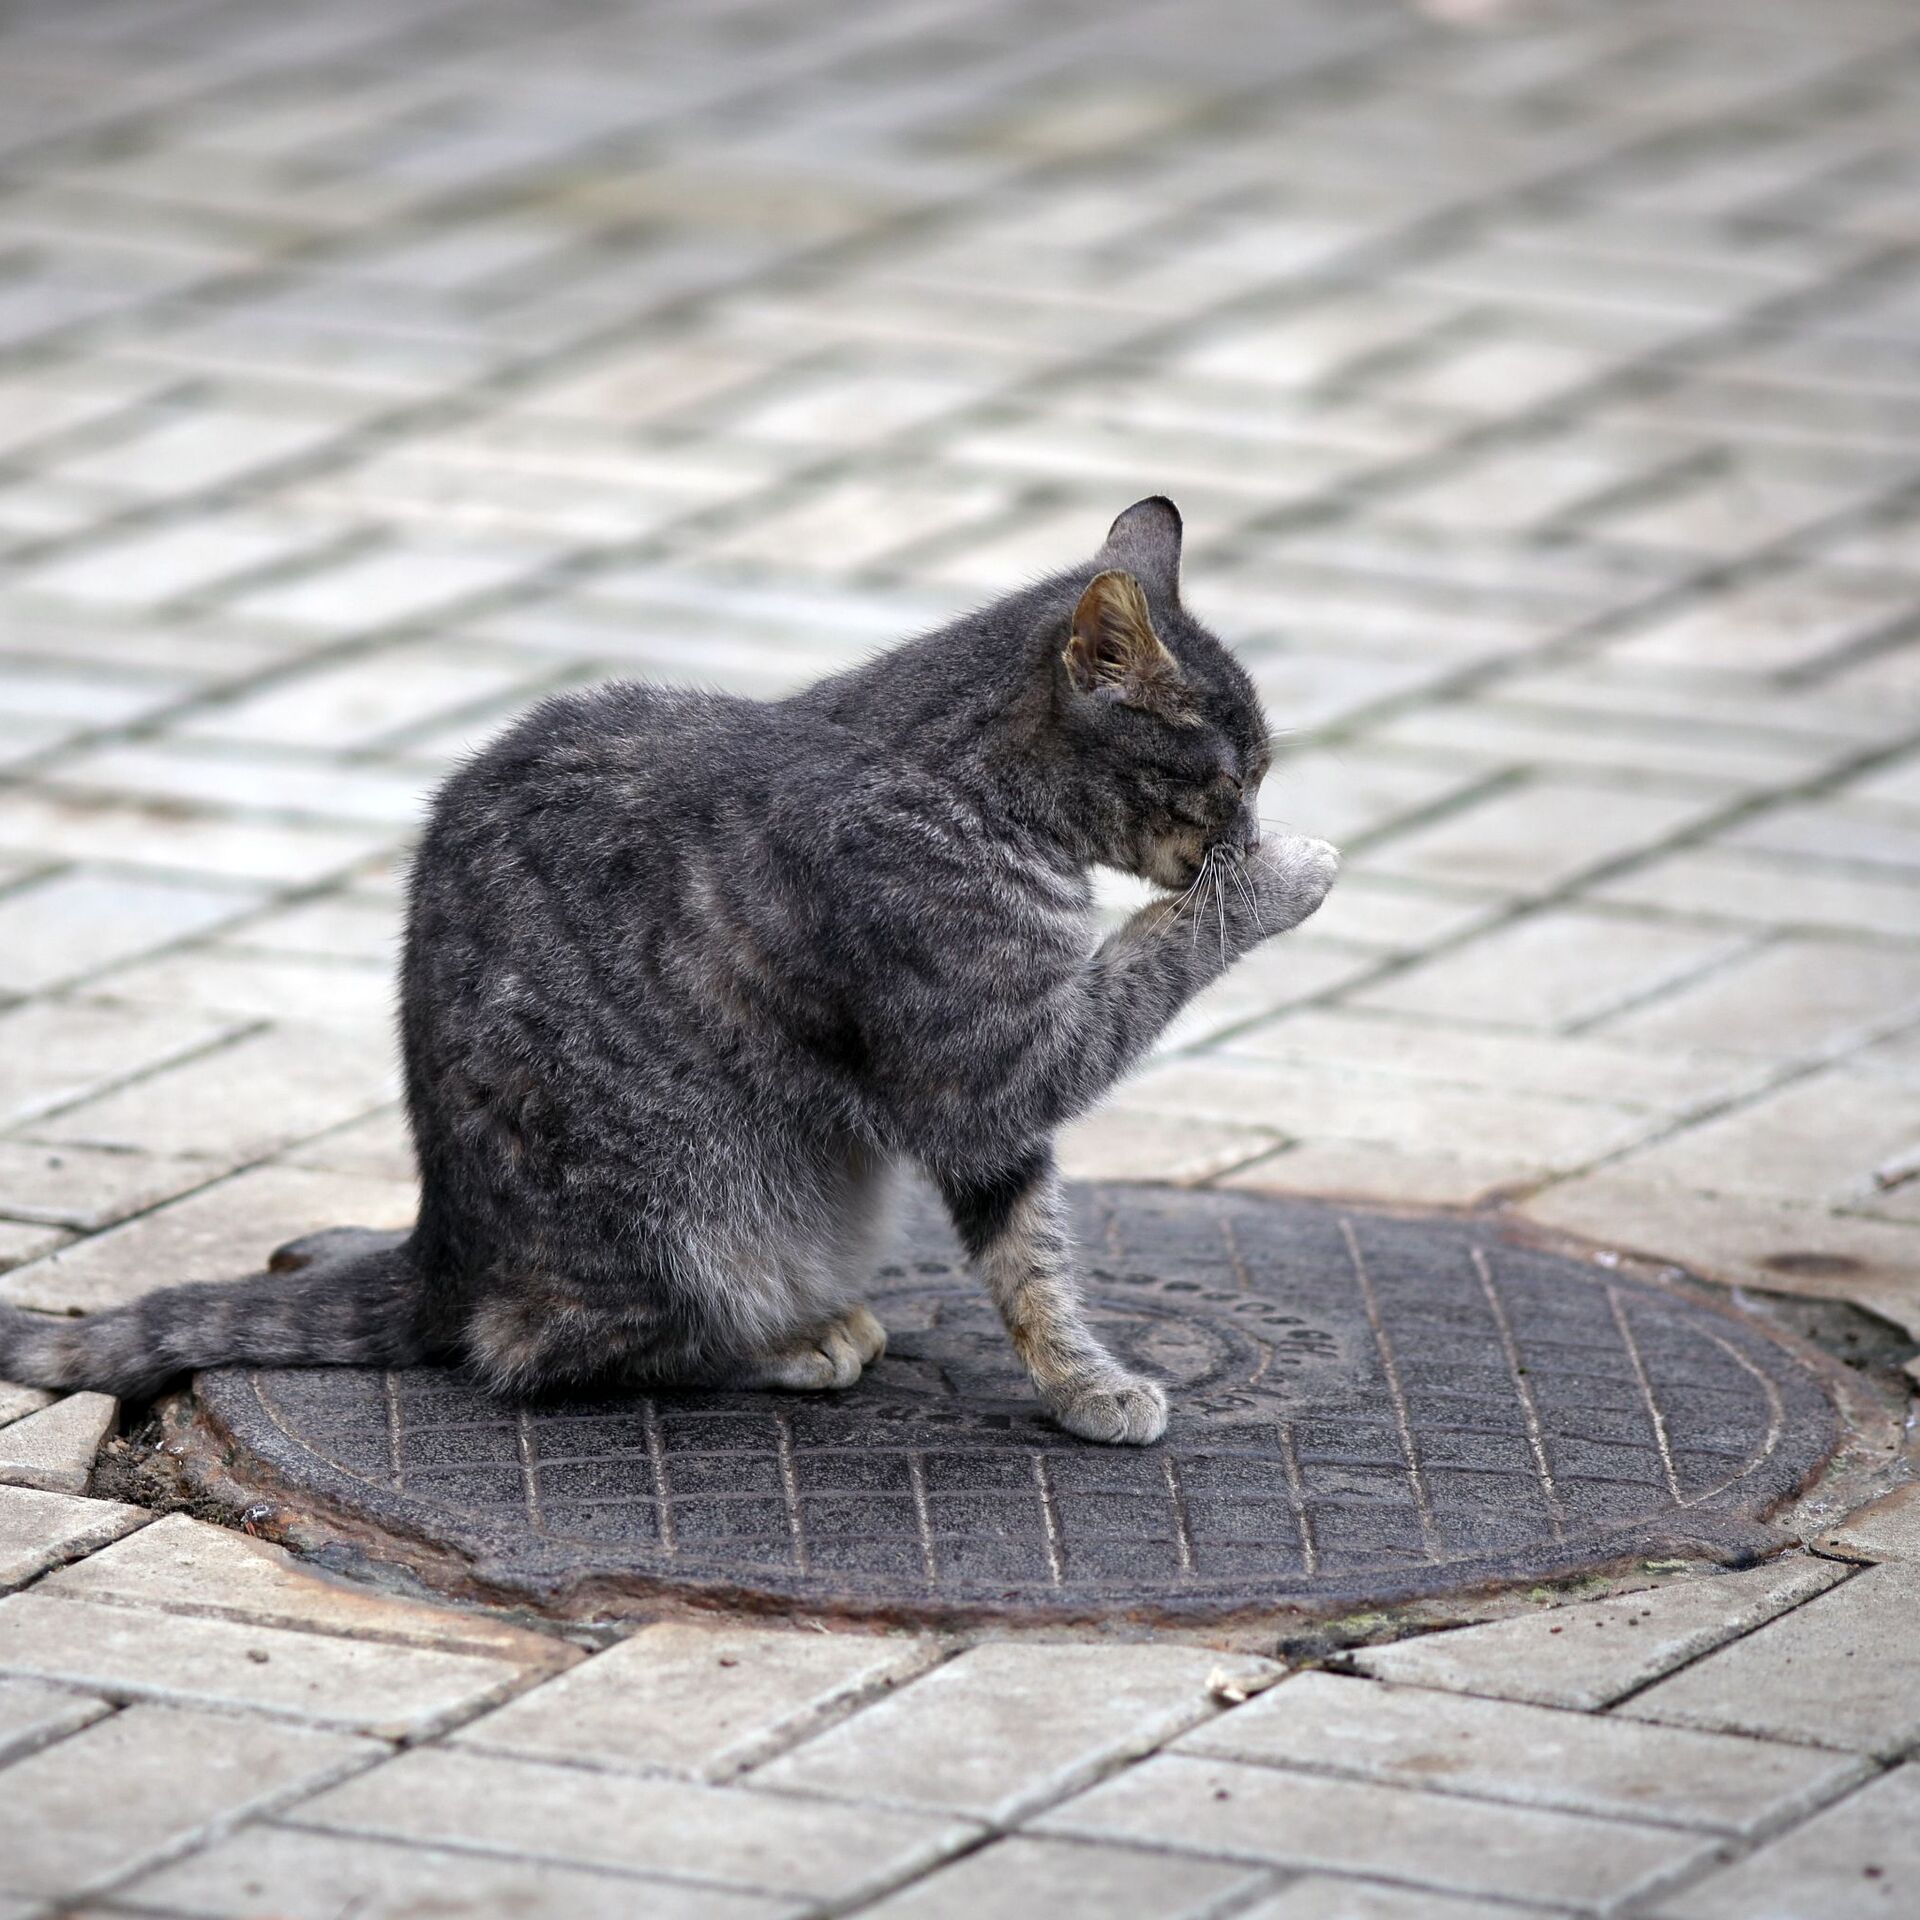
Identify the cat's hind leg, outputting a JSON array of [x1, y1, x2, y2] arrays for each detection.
[[733, 1303, 886, 1391]]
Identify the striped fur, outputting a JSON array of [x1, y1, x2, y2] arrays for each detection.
[[0, 498, 1338, 1440]]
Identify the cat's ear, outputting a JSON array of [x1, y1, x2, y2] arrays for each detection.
[[1064, 570, 1183, 706], [1095, 495, 1183, 597]]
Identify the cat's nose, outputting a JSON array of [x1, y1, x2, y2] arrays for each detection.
[[1236, 807, 1262, 856]]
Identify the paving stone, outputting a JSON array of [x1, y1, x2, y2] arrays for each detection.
[[228, 893, 402, 963], [0, 1139, 210, 1231], [1605, 569, 1920, 674], [0, 787, 390, 887], [1520, 1172, 1920, 1335], [854, 1834, 1265, 1920], [1238, 1879, 1549, 1920], [21, 511, 350, 610], [0, 1703, 377, 1901], [1624, 1564, 1920, 1756], [754, 1642, 1276, 1821], [98, 946, 395, 1030], [1220, 1137, 1523, 1209], [1603, 1066, 1920, 1209], [1177, 1671, 1862, 1833], [30, 1026, 399, 1164], [1115, 1053, 1653, 1172], [1594, 936, 1920, 1056], [277, 1104, 415, 1182], [0, 1218, 68, 1269], [1362, 777, 1721, 895], [1589, 845, 1920, 939], [453, 1619, 933, 1780], [179, 638, 555, 752], [0, 1383, 54, 1428], [43, 1514, 564, 1666], [117, 1824, 801, 1920], [1351, 909, 1746, 1030], [0, 1674, 110, 1764], [1654, 1765, 1920, 1919], [1722, 800, 1920, 878], [2, 1164, 416, 1316], [43, 742, 431, 830], [1372, 697, 1833, 789], [1229, 1006, 1760, 1113], [1814, 1481, 1920, 1563], [222, 539, 557, 636], [51, 407, 347, 497], [1036, 1751, 1712, 1909], [1056, 1106, 1283, 1184], [293, 1746, 976, 1902], [0, 1590, 528, 1737], [0, 1484, 146, 1589], [0, 866, 260, 993], [0, 1392, 116, 1494], [1351, 1558, 1848, 1709]]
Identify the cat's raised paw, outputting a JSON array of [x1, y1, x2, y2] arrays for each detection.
[[1050, 1372, 1169, 1446]]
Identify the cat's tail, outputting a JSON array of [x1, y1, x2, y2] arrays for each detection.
[[0, 1227, 432, 1399]]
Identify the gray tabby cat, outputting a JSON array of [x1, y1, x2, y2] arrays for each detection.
[[0, 498, 1337, 1445]]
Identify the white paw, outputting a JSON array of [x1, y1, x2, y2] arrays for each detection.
[[751, 1306, 886, 1392], [1256, 834, 1341, 932], [1050, 1372, 1169, 1445]]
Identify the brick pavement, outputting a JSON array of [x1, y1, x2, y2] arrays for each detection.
[[3, 0, 1920, 1912]]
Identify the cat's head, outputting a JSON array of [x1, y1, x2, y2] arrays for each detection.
[[1049, 498, 1270, 890]]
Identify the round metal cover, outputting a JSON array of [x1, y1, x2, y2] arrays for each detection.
[[186, 1186, 1842, 1623]]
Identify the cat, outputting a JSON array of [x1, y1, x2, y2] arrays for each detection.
[[0, 497, 1338, 1445]]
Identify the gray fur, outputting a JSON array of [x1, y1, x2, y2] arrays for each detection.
[[0, 499, 1338, 1441]]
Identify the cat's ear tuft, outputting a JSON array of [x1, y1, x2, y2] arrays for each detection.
[[1064, 570, 1183, 705], [1095, 496, 1183, 596]]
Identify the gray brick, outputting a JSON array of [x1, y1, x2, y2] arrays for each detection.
[[0, 866, 259, 993], [293, 1747, 975, 1902], [754, 1642, 1277, 1821], [51, 408, 346, 497], [2, 1164, 414, 1318], [44, 1514, 565, 1667], [0, 1674, 110, 1764], [30, 1027, 398, 1165], [1624, 1564, 1920, 1756], [1363, 776, 1721, 896], [0, 998, 238, 1132], [1177, 1672, 1863, 1833], [855, 1835, 1265, 1920], [454, 1619, 934, 1780], [0, 1392, 116, 1494], [179, 638, 554, 752], [117, 1824, 800, 1920], [0, 1484, 146, 1589], [1351, 909, 1748, 1030], [1351, 1559, 1847, 1709], [0, 1591, 527, 1737], [1036, 1751, 1711, 1909], [1655, 1765, 1920, 1919], [0, 787, 390, 886], [224, 539, 556, 636], [0, 1703, 376, 1901], [0, 1139, 210, 1231], [21, 510, 349, 610], [1237, 1880, 1535, 1920]]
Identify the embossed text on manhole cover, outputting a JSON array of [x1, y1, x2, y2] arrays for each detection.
[[182, 1187, 1843, 1622]]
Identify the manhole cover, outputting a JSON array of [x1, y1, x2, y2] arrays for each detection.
[[183, 1186, 1842, 1623]]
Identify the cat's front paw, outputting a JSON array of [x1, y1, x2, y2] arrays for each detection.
[[1048, 1371, 1169, 1445], [1250, 834, 1340, 936]]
